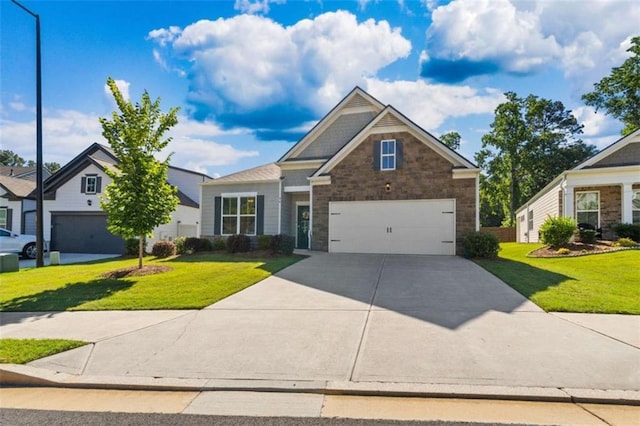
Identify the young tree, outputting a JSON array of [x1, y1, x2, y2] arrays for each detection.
[[439, 131, 461, 150], [0, 150, 26, 166], [582, 36, 640, 135], [99, 77, 179, 268], [476, 92, 595, 226]]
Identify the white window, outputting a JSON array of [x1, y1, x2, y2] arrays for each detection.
[[527, 210, 533, 230], [0, 208, 6, 228], [576, 191, 599, 228], [222, 195, 256, 235], [633, 190, 640, 224], [85, 176, 97, 194], [380, 139, 396, 171]]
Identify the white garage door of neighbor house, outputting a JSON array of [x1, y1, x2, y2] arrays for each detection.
[[328, 199, 455, 255]]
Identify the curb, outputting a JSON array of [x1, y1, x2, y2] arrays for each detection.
[[2, 364, 639, 406]]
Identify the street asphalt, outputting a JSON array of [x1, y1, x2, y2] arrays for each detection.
[[1, 253, 639, 405]]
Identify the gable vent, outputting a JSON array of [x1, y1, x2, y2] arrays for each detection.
[[344, 94, 372, 109], [373, 113, 404, 128]]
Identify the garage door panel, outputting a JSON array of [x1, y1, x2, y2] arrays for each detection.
[[329, 200, 455, 255], [52, 214, 125, 254]]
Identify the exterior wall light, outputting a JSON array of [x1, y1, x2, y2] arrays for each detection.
[[385, 182, 391, 192]]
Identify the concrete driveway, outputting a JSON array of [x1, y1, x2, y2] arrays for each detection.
[[10, 253, 640, 391]]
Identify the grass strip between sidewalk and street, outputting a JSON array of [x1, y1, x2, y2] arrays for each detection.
[[0, 339, 87, 364], [474, 243, 639, 314], [0, 253, 302, 311]]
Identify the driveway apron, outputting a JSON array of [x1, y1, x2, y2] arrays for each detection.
[[25, 253, 640, 391]]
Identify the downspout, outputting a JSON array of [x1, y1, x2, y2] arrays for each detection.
[[278, 176, 283, 235], [309, 181, 313, 250], [475, 174, 480, 232]]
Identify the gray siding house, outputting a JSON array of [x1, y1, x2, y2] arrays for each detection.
[[201, 87, 480, 255]]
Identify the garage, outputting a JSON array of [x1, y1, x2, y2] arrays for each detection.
[[328, 199, 455, 255], [51, 213, 125, 254]]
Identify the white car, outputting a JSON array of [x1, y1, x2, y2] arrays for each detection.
[[0, 228, 42, 259]]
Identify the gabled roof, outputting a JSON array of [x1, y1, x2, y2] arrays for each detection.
[[0, 166, 35, 178], [0, 175, 36, 199], [572, 128, 640, 170], [312, 105, 478, 178], [204, 163, 281, 185], [278, 87, 385, 163]]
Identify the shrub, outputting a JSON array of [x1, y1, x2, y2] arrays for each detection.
[[463, 232, 500, 259], [212, 237, 226, 251], [200, 238, 213, 251], [257, 235, 272, 251], [578, 229, 597, 244], [556, 247, 571, 255], [269, 234, 295, 255], [152, 241, 176, 258], [174, 236, 186, 254], [539, 216, 576, 248], [612, 223, 640, 242], [125, 238, 146, 256], [614, 237, 638, 248], [183, 237, 213, 253], [226, 234, 251, 253]]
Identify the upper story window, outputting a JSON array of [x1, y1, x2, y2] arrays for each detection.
[[380, 139, 396, 171], [633, 190, 640, 224], [576, 191, 599, 228], [86, 176, 97, 194], [222, 195, 256, 235]]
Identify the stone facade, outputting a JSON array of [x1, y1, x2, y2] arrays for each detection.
[[574, 185, 621, 239], [312, 131, 476, 254]]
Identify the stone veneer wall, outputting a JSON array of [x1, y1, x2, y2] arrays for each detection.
[[574, 185, 621, 239], [312, 132, 476, 255]]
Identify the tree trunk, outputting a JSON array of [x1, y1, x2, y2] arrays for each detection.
[[138, 235, 144, 269]]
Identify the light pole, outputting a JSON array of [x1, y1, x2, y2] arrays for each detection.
[[12, 0, 44, 267]]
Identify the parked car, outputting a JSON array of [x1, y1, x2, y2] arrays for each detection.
[[0, 228, 46, 259]]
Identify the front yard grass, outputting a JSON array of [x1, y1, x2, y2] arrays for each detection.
[[0, 339, 86, 364], [475, 243, 639, 314], [0, 253, 302, 311]]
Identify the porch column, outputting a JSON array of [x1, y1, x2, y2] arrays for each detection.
[[621, 183, 633, 223], [564, 186, 575, 218]]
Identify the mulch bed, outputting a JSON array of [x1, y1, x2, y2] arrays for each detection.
[[528, 241, 633, 258], [101, 265, 173, 278]]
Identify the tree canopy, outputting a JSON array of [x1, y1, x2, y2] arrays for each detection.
[[439, 131, 461, 151], [476, 92, 597, 227], [99, 77, 180, 268], [0, 150, 26, 167], [582, 36, 640, 135]]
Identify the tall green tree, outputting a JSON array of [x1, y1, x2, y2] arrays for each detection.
[[44, 162, 61, 173], [0, 150, 26, 166], [99, 77, 180, 268], [476, 92, 596, 227], [439, 131, 461, 150], [582, 36, 640, 135]]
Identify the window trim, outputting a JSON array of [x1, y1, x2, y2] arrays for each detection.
[[380, 139, 396, 171], [0, 208, 6, 229], [632, 190, 640, 224], [85, 175, 97, 194], [220, 192, 258, 236], [575, 190, 600, 228], [527, 210, 533, 231]]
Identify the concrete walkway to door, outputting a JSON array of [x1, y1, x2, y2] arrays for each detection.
[[3, 253, 639, 396]]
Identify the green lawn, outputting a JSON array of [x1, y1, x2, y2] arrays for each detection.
[[474, 243, 640, 314], [0, 339, 86, 364], [0, 253, 302, 311]]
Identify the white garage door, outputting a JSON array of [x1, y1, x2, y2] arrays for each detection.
[[328, 199, 455, 255]]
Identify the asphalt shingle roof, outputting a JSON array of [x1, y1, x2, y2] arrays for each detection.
[[209, 163, 281, 184], [0, 175, 36, 198]]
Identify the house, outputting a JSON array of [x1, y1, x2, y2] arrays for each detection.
[[0, 175, 36, 233], [42, 143, 213, 254], [201, 87, 480, 255], [516, 128, 640, 242], [0, 165, 52, 182]]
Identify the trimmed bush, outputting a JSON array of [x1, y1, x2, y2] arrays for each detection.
[[539, 216, 576, 248], [200, 238, 213, 251], [152, 241, 176, 258], [269, 234, 295, 255], [463, 232, 500, 259], [614, 237, 638, 248], [578, 229, 597, 244], [183, 237, 213, 253], [257, 235, 272, 251], [612, 223, 640, 242], [226, 234, 251, 253], [212, 237, 226, 251], [125, 238, 146, 256], [174, 236, 186, 254]]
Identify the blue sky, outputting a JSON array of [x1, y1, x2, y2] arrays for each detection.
[[1, 0, 638, 177]]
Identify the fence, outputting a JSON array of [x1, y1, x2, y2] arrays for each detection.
[[480, 227, 516, 242]]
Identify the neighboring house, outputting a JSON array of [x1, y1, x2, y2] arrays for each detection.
[[201, 87, 480, 255], [42, 143, 213, 254], [516, 128, 640, 243], [0, 175, 36, 234], [0, 165, 51, 182]]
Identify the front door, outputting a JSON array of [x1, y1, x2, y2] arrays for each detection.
[[296, 205, 310, 249]]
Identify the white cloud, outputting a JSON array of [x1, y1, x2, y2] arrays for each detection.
[[149, 11, 412, 133], [147, 26, 181, 47], [0, 106, 257, 175], [364, 78, 505, 131], [233, 0, 285, 14], [104, 79, 131, 102], [9, 101, 26, 112]]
